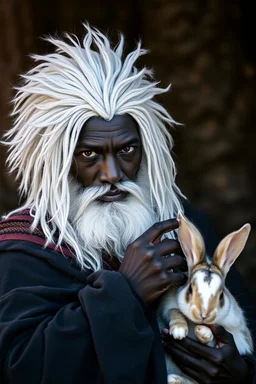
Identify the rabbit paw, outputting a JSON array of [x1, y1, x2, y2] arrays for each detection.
[[168, 374, 196, 384], [167, 374, 185, 384], [169, 324, 188, 340], [195, 325, 213, 344]]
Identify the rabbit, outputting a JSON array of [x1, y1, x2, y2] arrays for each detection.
[[157, 212, 254, 384]]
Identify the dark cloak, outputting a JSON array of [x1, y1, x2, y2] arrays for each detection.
[[0, 202, 255, 383]]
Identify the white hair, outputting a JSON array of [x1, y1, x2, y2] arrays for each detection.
[[3, 24, 185, 270]]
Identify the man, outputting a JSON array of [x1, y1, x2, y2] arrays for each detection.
[[0, 25, 255, 383]]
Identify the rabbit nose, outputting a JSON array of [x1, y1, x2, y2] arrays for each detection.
[[201, 313, 209, 320]]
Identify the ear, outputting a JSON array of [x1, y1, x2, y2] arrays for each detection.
[[177, 212, 206, 269], [212, 224, 251, 276]]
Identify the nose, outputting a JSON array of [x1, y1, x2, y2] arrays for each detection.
[[201, 312, 213, 322], [99, 154, 122, 184], [201, 311, 209, 319]]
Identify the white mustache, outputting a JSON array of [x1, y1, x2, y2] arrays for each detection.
[[71, 180, 147, 222]]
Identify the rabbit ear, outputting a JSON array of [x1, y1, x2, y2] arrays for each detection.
[[178, 212, 206, 269], [212, 224, 251, 276]]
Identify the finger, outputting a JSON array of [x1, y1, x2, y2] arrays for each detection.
[[180, 365, 229, 384], [158, 271, 187, 292], [161, 255, 187, 271], [210, 325, 234, 345], [165, 271, 187, 287], [178, 262, 188, 272], [154, 238, 184, 257], [140, 219, 179, 243], [163, 341, 219, 377], [178, 365, 209, 384], [166, 335, 222, 364], [161, 328, 169, 336]]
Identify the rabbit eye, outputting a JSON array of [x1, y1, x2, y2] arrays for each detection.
[[188, 284, 193, 294]]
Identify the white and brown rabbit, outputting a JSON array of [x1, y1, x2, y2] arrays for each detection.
[[158, 212, 253, 384]]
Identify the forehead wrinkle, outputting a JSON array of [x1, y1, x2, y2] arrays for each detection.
[[85, 125, 128, 135], [77, 129, 140, 147], [77, 134, 140, 148]]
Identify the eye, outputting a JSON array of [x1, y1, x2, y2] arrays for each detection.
[[81, 150, 98, 158], [119, 146, 135, 154], [188, 284, 193, 294]]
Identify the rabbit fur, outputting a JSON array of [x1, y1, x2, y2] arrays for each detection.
[[157, 212, 253, 384]]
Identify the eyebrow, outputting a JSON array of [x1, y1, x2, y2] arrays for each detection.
[[76, 137, 141, 150]]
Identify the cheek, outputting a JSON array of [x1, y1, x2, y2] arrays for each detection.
[[125, 152, 142, 179], [70, 159, 78, 177], [70, 159, 96, 187], [130, 162, 141, 179], [177, 288, 188, 309]]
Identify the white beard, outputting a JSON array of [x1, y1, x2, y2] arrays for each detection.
[[68, 167, 157, 265]]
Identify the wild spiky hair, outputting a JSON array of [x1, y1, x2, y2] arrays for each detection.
[[3, 24, 185, 270]]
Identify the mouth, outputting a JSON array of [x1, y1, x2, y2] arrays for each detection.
[[201, 319, 211, 325], [192, 318, 211, 325], [199, 315, 216, 325], [99, 188, 127, 202], [191, 313, 214, 324]]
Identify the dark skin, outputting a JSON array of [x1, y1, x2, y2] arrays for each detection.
[[120, 218, 187, 303], [72, 114, 142, 189], [72, 114, 249, 382], [162, 325, 250, 383]]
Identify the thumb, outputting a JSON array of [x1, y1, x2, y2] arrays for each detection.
[[210, 325, 234, 345]]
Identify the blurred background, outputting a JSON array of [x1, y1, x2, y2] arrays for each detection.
[[0, 0, 255, 297]]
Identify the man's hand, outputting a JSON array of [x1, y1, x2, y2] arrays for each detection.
[[162, 325, 250, 383], [119, 219, 187, 304]]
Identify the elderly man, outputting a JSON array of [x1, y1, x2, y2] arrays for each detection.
[[0, 26, 255, 383]]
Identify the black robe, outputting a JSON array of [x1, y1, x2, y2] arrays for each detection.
[[0, 203, 255, 383]]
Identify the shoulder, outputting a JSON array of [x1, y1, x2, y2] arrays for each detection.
[[0, 210, 90, 293], [0, 242, 89, 298], [0, 209, 74, 259], [0, 208, 46, 250]]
